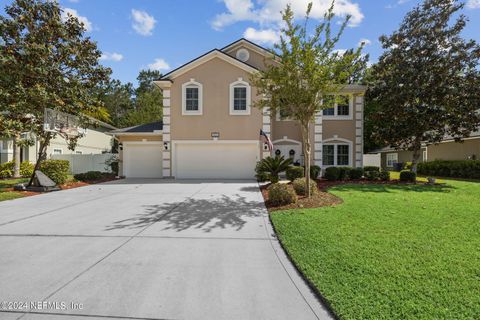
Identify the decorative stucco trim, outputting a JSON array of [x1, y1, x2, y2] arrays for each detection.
[[314, 112, 323, 167]]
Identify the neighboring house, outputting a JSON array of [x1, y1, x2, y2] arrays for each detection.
[[0, 120, 116, 164], [375, 130, 480, 169], [110, 39, 366, 179]]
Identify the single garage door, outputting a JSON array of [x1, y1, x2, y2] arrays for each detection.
[[124, 143, 162, 178], [174, 142, 258, 179]]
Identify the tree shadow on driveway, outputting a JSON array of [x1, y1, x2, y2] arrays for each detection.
[[104, 194, 266, 233]]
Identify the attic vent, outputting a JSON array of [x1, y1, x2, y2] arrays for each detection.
[[236, 48, 250, 62]]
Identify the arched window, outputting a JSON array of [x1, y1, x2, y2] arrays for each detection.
[[229, 78, 251, 115]]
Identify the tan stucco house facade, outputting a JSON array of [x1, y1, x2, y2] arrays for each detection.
[[376, 131, 480, 169], [110, 39, 366, 179]]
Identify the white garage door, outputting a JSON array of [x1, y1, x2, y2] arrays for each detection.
[[174, 142, 258, 179], [124, 143, 162, 178]]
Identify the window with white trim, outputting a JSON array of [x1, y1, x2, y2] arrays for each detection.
[[322, 95, 352, 119], [322, 144, 351, 166], [386, 153, 398, 167], [229, 78, 251, 115], [53, 149, 63, 155], [182, 79, 203, 115]]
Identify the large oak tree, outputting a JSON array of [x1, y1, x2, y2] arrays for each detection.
[[369, 0, 480, 171]]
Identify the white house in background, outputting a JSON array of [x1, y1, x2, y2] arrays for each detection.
[[0, 120, 116, 164]]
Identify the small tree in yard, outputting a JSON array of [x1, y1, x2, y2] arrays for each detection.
[[0, 0, 110, 185], [369, 0, 480, 172], [251, 2, 366, 197]]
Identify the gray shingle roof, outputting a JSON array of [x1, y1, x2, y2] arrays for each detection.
[[110, 121, 163, 134]]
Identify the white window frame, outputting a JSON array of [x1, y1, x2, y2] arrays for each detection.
[[322, 138, 353, 167], [229, 78, 251, 115], [182, 79, 203, 116], [322, 94, 353, 120], [53, 148, 63, 155], [386, 153, 398, 167]]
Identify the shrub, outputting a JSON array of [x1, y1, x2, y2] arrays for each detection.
[[20, 161, 34, 177], [292, 177, 318, 196], [400, 170, 416, 182], [310, 165, 321, 180], [0, 169, 13, 179], [364, 170, 380, 181], [268, 183, 297, 206], [74, 171, 103, 181], [350, 167, 364, 180], [337, 167, 353, 180], [379, 171, 390, 181], [286, 166, 304, 182], [0, 161, 14, 172], [256, 156, 292, 183], [324, 167, 340, 181], [255, 172, 270, 182], [417, 160, 480, 179], [404, 162, 413, 170], [39, 160, 70, 185], [364, 166, 380, 172]]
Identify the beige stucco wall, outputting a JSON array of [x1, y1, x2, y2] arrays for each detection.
[[223, 44, 275, 71], [427, 139, 480, 161], [118, 135, 162, 142], [170, 57, 263, 141]]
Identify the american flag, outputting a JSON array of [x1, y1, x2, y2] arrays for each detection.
[[260, 129, 273, 151]]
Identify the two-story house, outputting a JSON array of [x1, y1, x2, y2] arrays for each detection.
[[110, 39, 366, 179]]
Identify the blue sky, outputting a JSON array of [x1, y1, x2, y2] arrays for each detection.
[[2, 0, 480, 85]]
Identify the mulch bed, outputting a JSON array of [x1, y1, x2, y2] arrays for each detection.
[[261, 178, 417, 211]]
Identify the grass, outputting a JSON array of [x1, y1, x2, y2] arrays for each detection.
[[0, 177, 29, 202], [271, 180, 480, 319]]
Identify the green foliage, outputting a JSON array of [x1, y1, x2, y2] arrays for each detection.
[[399, 170, 417, 182], [250, 2, 366, 197], [104, 154, 119, 175], [286, 166, 304, 182], [0, 161, 14, 172], [363, 166, 380, 172], [255, 172, 270, 183], [292, 178, 318, 196], [364, 170, 380, 181], [404, 162, 413, 170], [379, 171, 391, 181], [337, 167, 353, 180], [0, 169, 13, 179], [350, 167, 364, 179], [271, 180, 480, 319], [368, 0, 480, 167], [324, 167, 340, 181], [39, 160, 70, 185], [267, 183, 297, 206], [418, 160, 480, 179], [95, 79, 134, 127], [74, 171, 114, 182], [20, 161, 34, 177], [256, 156, 293, 183], [310, 165, 321, 180]]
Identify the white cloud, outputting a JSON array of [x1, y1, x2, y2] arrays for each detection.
[[467, 0, 480, 9], [61, 8, 92, 32], [333, 49, 347, 56], [212, 0, 364, 30], [68, 0, 80, 3], [148, 58, 170, 71], [99, 52, 124, 62], [358, 38, 371, 47], [243, 27, 280, 44], [131, 9, 156, 36]]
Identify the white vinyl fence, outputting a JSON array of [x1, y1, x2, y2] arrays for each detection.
[[51, 153, 115, 174], [363, 153, 381, 167]]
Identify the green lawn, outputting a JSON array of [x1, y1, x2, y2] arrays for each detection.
[[0, 178, 29, 202], [271, 180, 480, 319]]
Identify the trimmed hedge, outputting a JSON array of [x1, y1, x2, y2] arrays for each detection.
[[324, 167, 340, 181], [310, 165, 321, 180], [268, 183, 297, 206], [74, 171, 104, 181], [417, 160, 480, 179], [365, 170, 380, 181], [292, 178, 318, 196], [286, 166, 304, 182], [350, 167, 364, 180], [338, 167, 353, 180], [364, 166, 380, 172], [379, 171, 390, 181], [400, 170, 416, 182], [39, 160, 70, 185]]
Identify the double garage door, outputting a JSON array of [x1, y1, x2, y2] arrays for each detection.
[[123, 141, 258, 179]]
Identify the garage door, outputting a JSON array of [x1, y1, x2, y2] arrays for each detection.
[[124, 143, 162, 178], [174, 142, 258, 179]]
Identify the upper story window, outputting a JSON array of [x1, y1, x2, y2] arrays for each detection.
[[229, 78, 251, 115], [182, 79, 203, 115], [322, 95, 352, 119]]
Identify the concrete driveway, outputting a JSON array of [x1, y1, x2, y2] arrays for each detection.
[[0, 179, 332, 320]]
